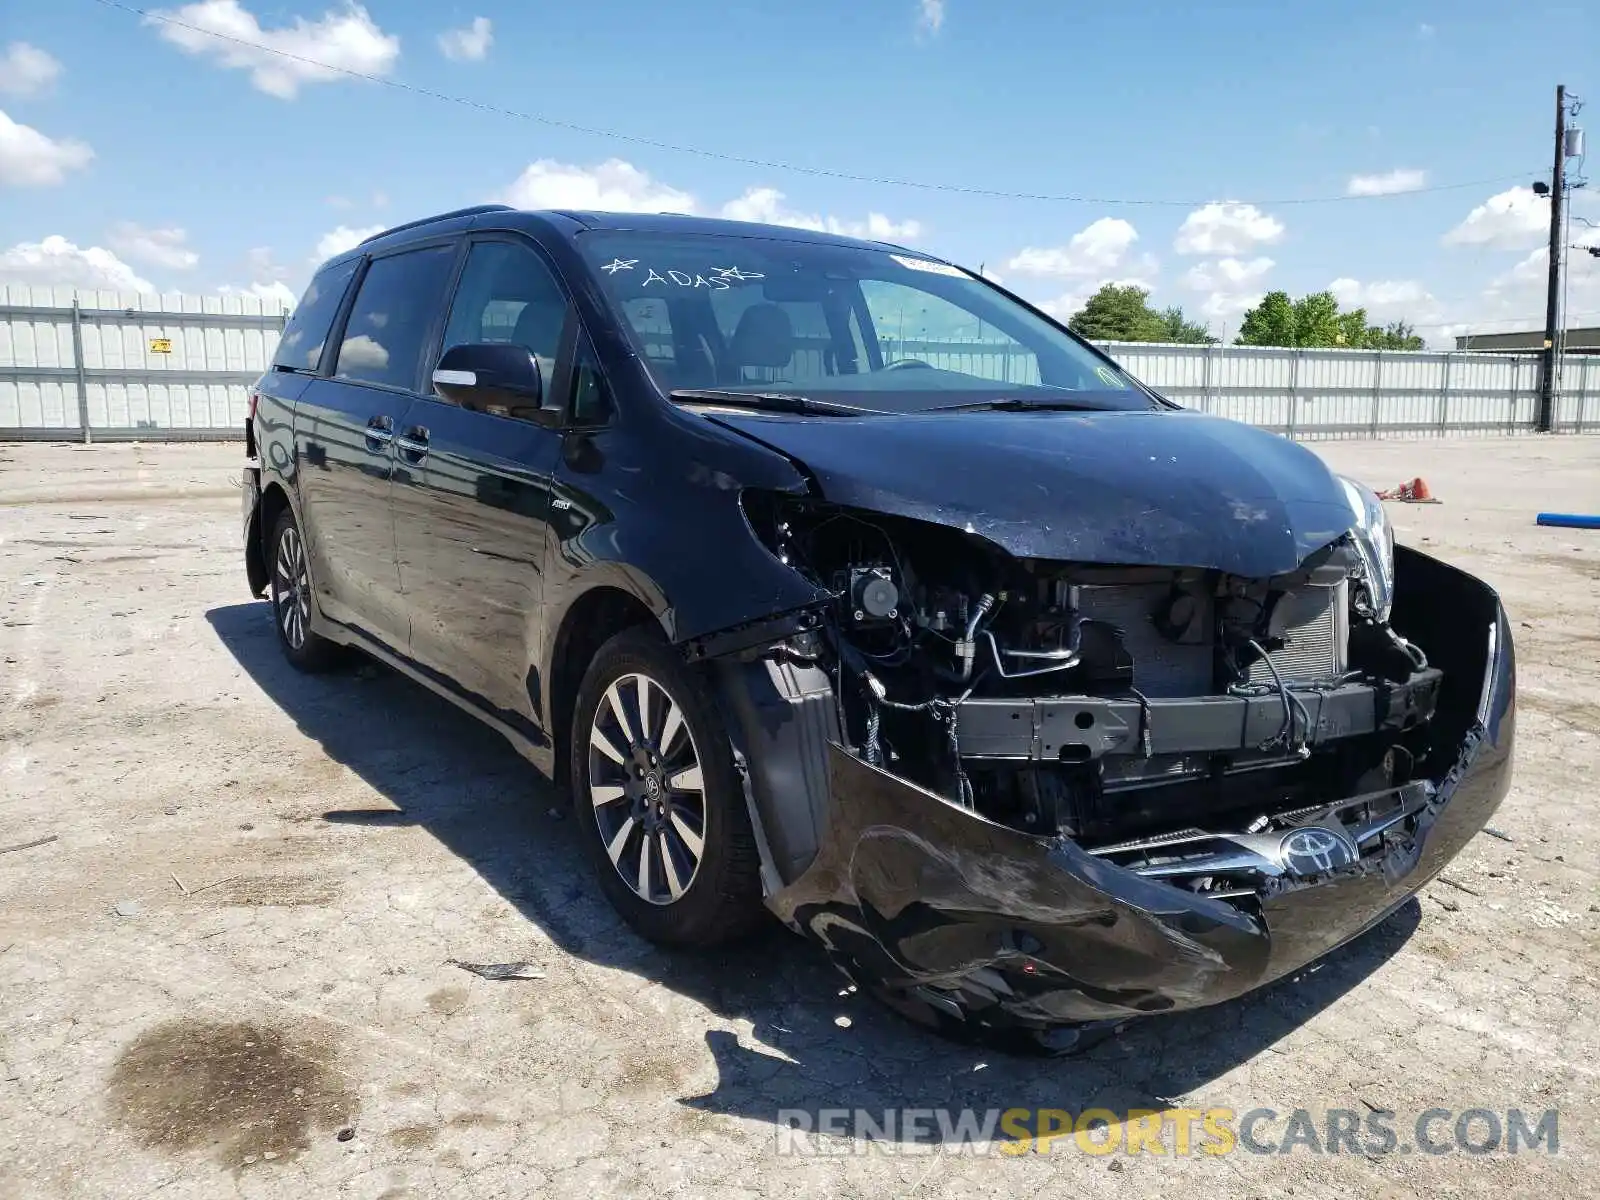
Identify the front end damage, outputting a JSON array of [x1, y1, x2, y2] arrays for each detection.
[[708, 493, 1515, 1047]]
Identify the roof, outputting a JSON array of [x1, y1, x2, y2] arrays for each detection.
[[1455, 326, 1600, 353], [536, 209, 917, 254], [336, 205, 923, 265]]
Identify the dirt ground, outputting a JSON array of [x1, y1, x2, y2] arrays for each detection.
[[1, 435, 1597, 1199]]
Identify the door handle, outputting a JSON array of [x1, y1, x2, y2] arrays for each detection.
[[365, 414, 394, 451], [396, 425, 430, 462]]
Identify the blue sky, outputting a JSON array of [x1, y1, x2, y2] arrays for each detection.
[[2, 0, 1597, 344]]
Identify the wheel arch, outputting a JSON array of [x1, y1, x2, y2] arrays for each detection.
[[249, 481, 295, 596], [545, 581, 665, 790]]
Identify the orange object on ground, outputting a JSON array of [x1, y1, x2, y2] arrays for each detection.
[[1376, 477, 1440, 503]]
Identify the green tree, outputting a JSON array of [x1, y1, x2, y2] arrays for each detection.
[[1236, 291, 1428, 349], [1369, 320, 1425, 350], [1156, 306, 1217, 344], [1067, 284, 1165, 342], [1236, 291, 1296, 346]]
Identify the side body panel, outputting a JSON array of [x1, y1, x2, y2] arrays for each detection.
[[293, 374, 411, 640], [392, 397, 564, 721]]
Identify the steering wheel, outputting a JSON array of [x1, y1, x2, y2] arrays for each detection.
[[881, 359, 934, 371]]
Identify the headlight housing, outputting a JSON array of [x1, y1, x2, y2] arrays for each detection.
[[1340, 476, 1396, 622]]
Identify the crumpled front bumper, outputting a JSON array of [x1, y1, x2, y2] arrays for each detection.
[[767, 546, 1515, 1035]]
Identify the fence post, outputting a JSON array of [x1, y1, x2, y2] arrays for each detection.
[[1436, 351, 1452, 436], [1287, 349, 1300, 439], [1507, 359, 1520, 434], [1201, 342, 1215, 413], [1576, 357, 1589, 433], [1369, 350, 1383, 437], [69, 297, 91, 445]]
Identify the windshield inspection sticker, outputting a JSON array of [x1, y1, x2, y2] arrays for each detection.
[[891, 254, 967, 278]]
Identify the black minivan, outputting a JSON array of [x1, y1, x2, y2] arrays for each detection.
[[243, 205, 1513, 1049]]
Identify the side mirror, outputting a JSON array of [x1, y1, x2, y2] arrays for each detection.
[[432, 343, 560, 424]]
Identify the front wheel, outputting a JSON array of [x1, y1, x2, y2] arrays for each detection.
[[268, 509, 341, 673], [571, 628, 764, 947]]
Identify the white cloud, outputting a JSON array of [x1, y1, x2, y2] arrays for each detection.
[[719, 187, 922, 240], [1173, 201, 1284, 256], [0, 236, 155, 293], [245, 245, 287, 277], [495, 160, 922, 240], [500, 158, 697, 214], [1181, 256, 1275, 291], [0, 109, 92, 186], [1006, 218, 1139, 277], [146, 1, 400, 99], [314, 223, 384, 261], [1442, 186, 1548, 249], [108, 222, 198, 270], [0, 42, 62, 97], [1179, 256, 1274, 325], [916, 0, 945, 37], [1327, 277, 1434, 311], [438, 16, 492, 62], [337, 333, 388, 369], [219, 279, 298, 308], [1418, 22, 1435, 37], [1346, 168, 1427, 197]]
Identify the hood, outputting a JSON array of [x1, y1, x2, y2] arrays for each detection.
[[708, 408, 1357, 578]]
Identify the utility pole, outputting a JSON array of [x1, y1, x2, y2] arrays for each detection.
[[1538, 84, 1567, 432]]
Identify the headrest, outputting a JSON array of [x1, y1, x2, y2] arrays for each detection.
[[728, 303, 794, 369], [511, 300, 565, 356]]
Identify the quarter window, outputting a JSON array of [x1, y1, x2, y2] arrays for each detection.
[[274, 259, 358, 372], [333, 245, 456, 390]]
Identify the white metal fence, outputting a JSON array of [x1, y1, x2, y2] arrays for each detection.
[[1, 288, 1594, 441], [0, 286, 288, 441]]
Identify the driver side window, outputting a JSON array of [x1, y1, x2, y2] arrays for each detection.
[[441, 241, 569, 412]]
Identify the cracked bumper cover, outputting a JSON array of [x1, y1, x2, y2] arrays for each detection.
[[765, 547, 1515, 1029]]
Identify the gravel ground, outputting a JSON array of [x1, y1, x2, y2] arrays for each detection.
[[1, 435, 1597, 1199]]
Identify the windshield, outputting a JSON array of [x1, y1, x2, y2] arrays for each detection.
[[577, 231, 1155, 414]]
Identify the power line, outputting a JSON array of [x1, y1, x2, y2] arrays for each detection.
[[91, 0, 1534, 209]]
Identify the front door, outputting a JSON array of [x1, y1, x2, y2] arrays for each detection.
[[295, 242, 458, 647], [393, 236, 571, 724]]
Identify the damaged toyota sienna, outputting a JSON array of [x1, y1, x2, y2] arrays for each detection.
[[243, 205, 1514, 1050]]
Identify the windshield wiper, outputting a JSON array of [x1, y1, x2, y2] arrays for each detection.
[[929, 397, 1118, 413], [668, 388, 873, 416]]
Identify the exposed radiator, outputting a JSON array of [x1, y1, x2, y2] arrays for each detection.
[[1248, 580, 1348, 686], [1075, 583, 1213, 698], [1074, 580, 1349, 697]]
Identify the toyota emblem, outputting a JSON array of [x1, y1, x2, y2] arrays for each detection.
[[1279, 826, 1357, 877]]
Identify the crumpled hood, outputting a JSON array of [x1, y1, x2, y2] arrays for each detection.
[[708, 408, 1357, 577]]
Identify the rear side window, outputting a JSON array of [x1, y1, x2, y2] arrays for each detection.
[[334, 245, 456, 390], [273, 259, 358, 371]]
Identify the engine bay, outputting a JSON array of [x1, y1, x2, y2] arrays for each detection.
[[741, 491, 1441, 861]]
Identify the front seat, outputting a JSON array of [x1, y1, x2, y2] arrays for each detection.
[[727, 303, 794, 381]]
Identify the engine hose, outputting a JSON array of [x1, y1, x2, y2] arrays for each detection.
[[1244, 638, 1312, 759], [862, 686, 883, 768]]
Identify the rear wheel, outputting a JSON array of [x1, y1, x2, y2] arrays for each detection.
[[571, 628, 764, 947], [268, 508, 341, 672]]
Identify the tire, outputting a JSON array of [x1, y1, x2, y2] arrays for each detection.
[[267, 508, 341, 673], [570, 627, 764, 948]]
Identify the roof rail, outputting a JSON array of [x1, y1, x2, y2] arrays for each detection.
[[356, 205, 515, 248]]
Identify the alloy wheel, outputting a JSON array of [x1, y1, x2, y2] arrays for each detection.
[[273, 525, 312, 651], [587, 672, 708, 905]]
